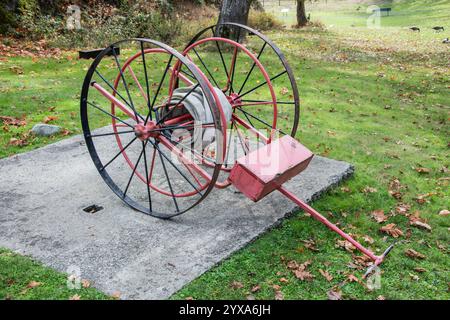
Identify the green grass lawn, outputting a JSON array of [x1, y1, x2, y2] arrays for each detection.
[[0, 0, 449, 300]]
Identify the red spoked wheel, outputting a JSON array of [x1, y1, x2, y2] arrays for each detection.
[[183, 23, 300, 181], [81, 39, 227, 219]]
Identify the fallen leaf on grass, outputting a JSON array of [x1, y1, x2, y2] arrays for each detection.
[[347, 274, 360, 283], [410, 220, 432, 231], [395, 203, 411, 215], [363, 186, 377, 194], [376, 295, 386, 300], [438, 209, 449, 216], [279, 277, 289, 283], [230, 281, 244, 289], [27, 281, 41, 288], [352, 255, 372, 267], [302, 239, 319, 251], [81, 279, 91, 288], [363, 235, 374, 244], [0, 115, 26, 126], [43, 115, 58, 123], [415, 167, 430, 174], [405, 249, 426, 259], [414, 267, 427, 273], [380, 223, 403, 238], [340, 186, 351, 193], [371, 210, 388, 223], [272, 285, 284, 300], [280, 87, 289, 95], [327, 287, 342, 300], [409, 273, 420, 281], [415, 193, 434, 205], [8, 137, 28, 146], [319, 269, 333, 282], [69, 294, 81, 300], [250, 285, 261, 293], [336, 239, 356, 252], [388, 178, 404, 200], [61, 129, 71, 136]]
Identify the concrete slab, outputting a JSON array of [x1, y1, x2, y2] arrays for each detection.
[[0, 133, 353, 299]]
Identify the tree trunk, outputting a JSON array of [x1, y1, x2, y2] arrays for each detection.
[[217, 0, 253, 40], [217, 0, 252, 26], [296, 0, 307, 27]]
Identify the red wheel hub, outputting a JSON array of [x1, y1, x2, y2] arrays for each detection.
[[228, 93, 242, 108], [134, 121, 159, 140]]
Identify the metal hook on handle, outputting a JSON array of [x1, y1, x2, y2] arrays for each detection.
[[363, 242, 396, 279]]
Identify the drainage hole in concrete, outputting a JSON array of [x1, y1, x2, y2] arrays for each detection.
[[83, 204, 104, 214]]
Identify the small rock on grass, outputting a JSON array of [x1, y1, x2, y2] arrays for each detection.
[[31, 124, 61, 136]]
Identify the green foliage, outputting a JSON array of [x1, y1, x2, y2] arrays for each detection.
[[0, 4, 17, 34], [248, 11, 283, 31]]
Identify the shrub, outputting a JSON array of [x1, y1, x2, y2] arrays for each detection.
[[248, 11, 282, 32]]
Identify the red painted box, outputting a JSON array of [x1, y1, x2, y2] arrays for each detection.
[[229, 135, 314, 202]]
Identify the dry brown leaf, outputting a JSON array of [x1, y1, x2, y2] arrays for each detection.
[[111, 291, 121, 299], [69, 294, 81, 300], [336, 239, 356, 252], [340, 186, 351, 193], [347, 274, 360, 283], [395, 203, 411, 215], [287, 260, 298, 270], [294, 269, 314, 281], [43, 115, 58, 123], [26, 281, 41, 288], [8, 138, 28, 146], [363, 186, 377, 194], [376, 295, 386, 300], [363, 235, 374, 244], [230, 281, 244, 289], [280, 87, 289, 95], [438, 209, 449, 216], [405, 249, 426, 259], [327, 287, 342, 300], [319, 269, 333, 282], [185, 296, 194, 300], [279, 277, 289, 283], [414, 267, 427, 273], [380, 223, 403, 238], [371, 210, 388, 223], [415, 167, 430, 174], [250, 285, 261, 293], [410, 220, 432, 231], [81, 279, 90, 288], [302, 239, 319, 252], [274, 290, 284, 300], [0, 115, 26, 126]]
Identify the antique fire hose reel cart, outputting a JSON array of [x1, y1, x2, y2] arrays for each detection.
[[80, 23, 393, 277]]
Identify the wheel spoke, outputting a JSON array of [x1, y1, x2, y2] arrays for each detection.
[[150, 141, 179, 212], [237, 70, 287, 100], [94, 70, 135, 112], [140, 41, 152, 120], [123, 141, 147, 198], [192, 48, 220, 88], [241, 99, 295, 105], [152, 140, 204, 195], [142, 140, 153, 212], [86, 101, 134, 129], [112, 48, 144, 122], [237, 107, 288, 136], [228, 46, 239, 94], [100, 136, 138, 171], [88, 130, 135, 138], [150, 54, 174, 111], [237, 42, 267, 95]]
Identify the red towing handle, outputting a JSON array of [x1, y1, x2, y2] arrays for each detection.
[[278, 186, 394, 277]]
